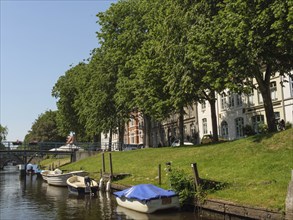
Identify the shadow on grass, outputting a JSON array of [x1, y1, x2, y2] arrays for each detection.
[[200, 178, 228, 192], [250, 132, 276, 143]]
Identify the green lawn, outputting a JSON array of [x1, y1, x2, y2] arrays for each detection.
[[61, 128, 293, 211]]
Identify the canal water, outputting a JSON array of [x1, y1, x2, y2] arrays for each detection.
[[0, 171, 222, 220]]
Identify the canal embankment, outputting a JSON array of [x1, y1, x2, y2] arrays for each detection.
[[56, 128, 293, 219]]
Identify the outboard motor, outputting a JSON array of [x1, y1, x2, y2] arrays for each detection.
[[84, 176, 91, 186]]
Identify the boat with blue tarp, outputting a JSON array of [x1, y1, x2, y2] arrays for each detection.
[[113, 184, 180, 213]]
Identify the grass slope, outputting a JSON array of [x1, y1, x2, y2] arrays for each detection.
[[61, 128, 293, 211]]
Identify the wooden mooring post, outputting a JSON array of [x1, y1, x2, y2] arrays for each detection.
[[102, 153, 105, 173], [158, 164, 161, 185], [191, 163, 200, 191], [109, 153, 113, 180]]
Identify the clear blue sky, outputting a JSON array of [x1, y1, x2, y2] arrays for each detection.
[[1, 0, 117, 141]]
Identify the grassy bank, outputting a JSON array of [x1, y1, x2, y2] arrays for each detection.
[[61, 128, 293, 211]]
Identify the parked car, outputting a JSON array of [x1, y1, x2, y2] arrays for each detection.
[[171, 140, 193, 147], [201, 135, 213, 144], [123, 144, 143, 151]]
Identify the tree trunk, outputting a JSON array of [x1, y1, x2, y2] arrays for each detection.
[[179, 106, 184, 145], [255, 66, 277, 132], [209, 91, 219, 142], [261, 90, 276, 132], [118, 120, 125, 151], [108, 128, 113, 151], [143, 114, 151, 148]]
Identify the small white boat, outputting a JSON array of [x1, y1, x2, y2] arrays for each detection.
[[113, 184, 180, 213], [41, 169, 62, 182], [26, 163, 41, 175], [3, 162, 18, 172], [67, 175, 99, 195], [49, 144, 82, 152], [46, 170, 88, 186]]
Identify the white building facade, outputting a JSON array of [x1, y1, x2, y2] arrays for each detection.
[[197, 73, 293, 141]]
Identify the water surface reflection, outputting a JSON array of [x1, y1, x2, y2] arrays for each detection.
[[0, 172, 217, 220]]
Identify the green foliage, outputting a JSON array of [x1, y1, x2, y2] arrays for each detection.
[[0, 124, 8, 142], [168, 168, 195, 205], [258, 123, 268, 134], [0, 124, 8, 149], [214, 0, 292, 132], [49, 0, 292, 144], [24, 110, 66, 143], [244, 124, 255, 136]]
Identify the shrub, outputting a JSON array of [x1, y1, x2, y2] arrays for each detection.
[[258, 123, 268, 134], [168, 168, 195, 205], [244, 124, 255, 136]]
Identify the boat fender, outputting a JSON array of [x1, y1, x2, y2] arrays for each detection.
[[99, 178, 103, 189], [84, 176, 91, 186], [106, 180, 111, 192]]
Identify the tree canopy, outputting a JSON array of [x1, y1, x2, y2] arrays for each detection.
[[44, 0, 292, 143], [24, 110, 66, 143]]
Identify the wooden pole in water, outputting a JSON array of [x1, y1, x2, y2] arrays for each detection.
[[109, 153, 113, 180]]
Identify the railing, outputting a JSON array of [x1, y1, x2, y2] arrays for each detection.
[[1, 141, 144, 152]]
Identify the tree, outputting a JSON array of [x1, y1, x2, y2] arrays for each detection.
[[133, 0, 200, 145], [215, 0, 292, 132], [97, 0, 150, 147], [52, 63, 89, 141], [0, 124, 8, 149], [184, 0, 226, 142], [24, 110, 65, 143]]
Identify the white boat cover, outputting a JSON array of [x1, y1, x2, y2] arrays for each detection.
[[113, 184, 177, 201]]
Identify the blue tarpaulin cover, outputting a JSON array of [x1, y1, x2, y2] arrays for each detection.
[[113, 184, 177, 201]]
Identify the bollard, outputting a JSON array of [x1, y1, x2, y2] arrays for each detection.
[[106, 180, 111, 192], [99, 178, 104, 191]]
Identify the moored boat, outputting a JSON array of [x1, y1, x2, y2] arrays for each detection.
[[3, 162, 18, 172], [26, 163, 42, 175], [46, 170, 88, 186], [113, 184, 180, 213], [41, 169, 62, 182], [66, 175, 99, 195]]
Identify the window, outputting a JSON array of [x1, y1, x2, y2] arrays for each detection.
[[258, 89, 263, 104], [274, 112, 280, 120], [235, 117, 244, 138], [270, 81, 277, 100], [190, 124, 195, 135], [248, 89, 254, 106], [228, 91, 234, 108], [202, 118, 208, 134], [201, 101, 206, 110], [130, 118, 135, 127], [130, 132, 135, 143], [236, 93, 243, 106], [221, 121, 229, 139], [251, 115, 264, 133], [221, 93, 227, 110]]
